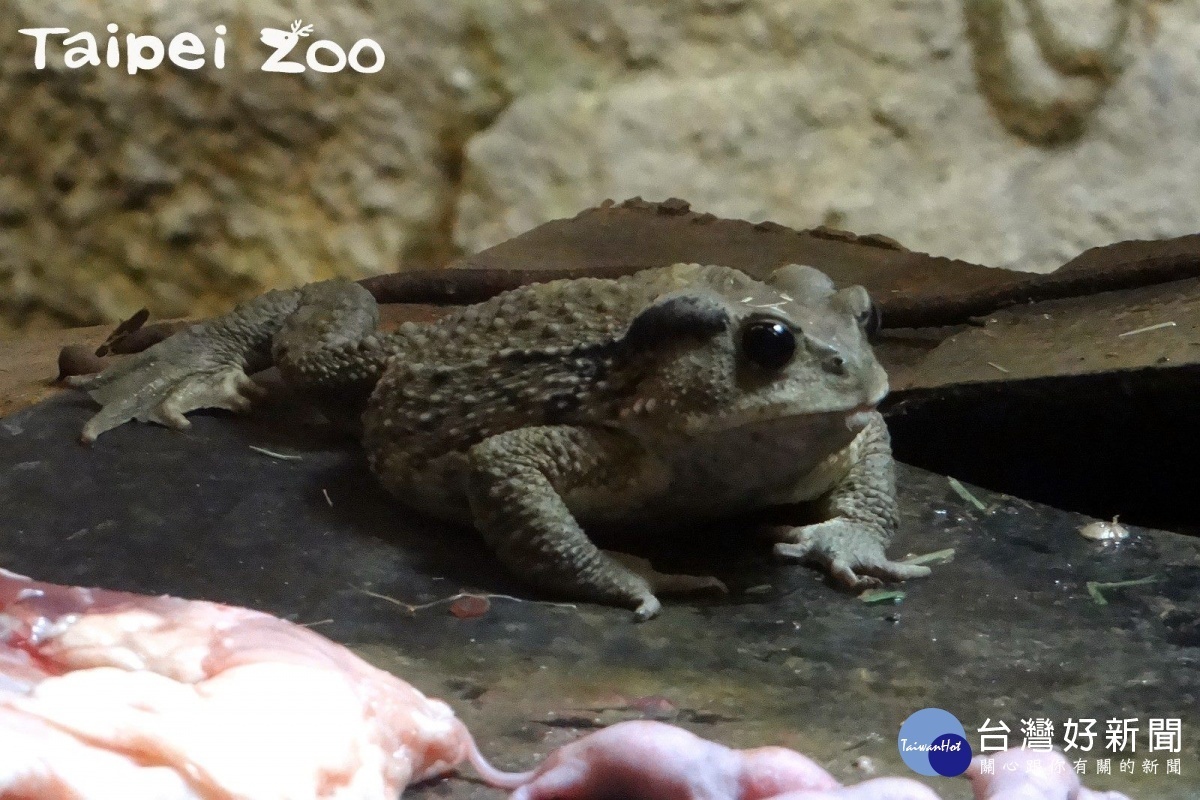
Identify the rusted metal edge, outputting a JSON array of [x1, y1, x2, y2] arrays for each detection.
[[359, 199, 1200, 330], [894, 238, 1200, 329], [883, 360, 1200, 416]]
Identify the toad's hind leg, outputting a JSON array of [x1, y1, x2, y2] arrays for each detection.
[[467, 426, 724, 620], [270, 281, 391, 430], [72, 280, 388, 442]]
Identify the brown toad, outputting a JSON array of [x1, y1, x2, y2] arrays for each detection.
[[71, 263, 928, 619]]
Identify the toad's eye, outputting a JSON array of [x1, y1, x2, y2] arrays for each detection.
[[858, 302, 881, 337], [741, 319, 796, 370]]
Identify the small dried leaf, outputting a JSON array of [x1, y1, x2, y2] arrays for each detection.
[[947, 477, 988, 511], [96, 308, 150, 356], [859, 589, 905, 605], [57, 345, 105, 380], [449, 594, 490, 619], [629, 696, 676, 716], [903, 548, 955, 566]]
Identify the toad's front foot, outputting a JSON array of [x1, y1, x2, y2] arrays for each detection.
[[773, 519, 930, 590], [70, 344, 264, 444]]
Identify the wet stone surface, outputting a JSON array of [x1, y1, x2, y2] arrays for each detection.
[[1, 394, 1198, 798]]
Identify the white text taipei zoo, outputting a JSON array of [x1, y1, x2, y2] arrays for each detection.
[[19, 21, 384, 75]]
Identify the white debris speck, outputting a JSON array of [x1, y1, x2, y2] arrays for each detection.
[[1117, 321, 1176, 338], [1078, 517, 1130, 541]]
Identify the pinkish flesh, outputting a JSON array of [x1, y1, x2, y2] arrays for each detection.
[[502, 720, 1133, 800], [0, 569, 470, 799]]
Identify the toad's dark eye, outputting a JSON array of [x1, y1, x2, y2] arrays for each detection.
[[858, 303, 881, 337], [741, 319, 796, 370]]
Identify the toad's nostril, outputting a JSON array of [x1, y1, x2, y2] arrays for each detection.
[[823, 354, 847, 375]]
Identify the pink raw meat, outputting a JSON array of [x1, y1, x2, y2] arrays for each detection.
[[488, 719, 939, 800], [770, 779, 942, 800], [485, 720, 1138, 800], [0, 569, 476, 799]]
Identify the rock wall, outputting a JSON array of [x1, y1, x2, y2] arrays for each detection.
[[0, 0, 507, 331], [0, 0, 1190, 331]]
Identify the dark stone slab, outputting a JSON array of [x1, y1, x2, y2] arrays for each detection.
[[1, 394, 1197, 798], [879, 278, 1200, 531]]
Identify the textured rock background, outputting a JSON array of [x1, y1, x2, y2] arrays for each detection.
[[0, 0, 508, 332], [0, 0, 1191, 332]]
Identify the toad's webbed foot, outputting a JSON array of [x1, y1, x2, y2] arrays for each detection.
[[774, 519, 930, 590], [71, 281, 386, 443], [71, 354, 264, 444], [69, 287, 308, 443]]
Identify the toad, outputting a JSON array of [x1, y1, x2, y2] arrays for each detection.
[[71, 263, 928, 618]]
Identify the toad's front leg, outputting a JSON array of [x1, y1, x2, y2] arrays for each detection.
[[774, 412, 930, 589], [467, 426, 722, 621]]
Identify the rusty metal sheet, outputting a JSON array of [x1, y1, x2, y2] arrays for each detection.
[[889, 278, 1200, 391], [443, 198, 1014, 329], [362, 198, 1200, 329]]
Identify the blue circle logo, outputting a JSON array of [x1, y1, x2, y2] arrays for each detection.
[[897, 708, 973, 777]]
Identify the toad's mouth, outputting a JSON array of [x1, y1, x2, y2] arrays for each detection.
[[664, 379, 889, 438], [681, 399, 882, 439], [844, 384, 888, 430], [845, 407, 877, 432], [745, 387, 888, 428]]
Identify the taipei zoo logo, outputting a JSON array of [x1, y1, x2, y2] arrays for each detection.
[[19, 19, 384, 75], [898, 708, 974, 777]]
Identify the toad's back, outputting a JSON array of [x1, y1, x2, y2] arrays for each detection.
[[383, 264, 761, 364], [361, 264, 768, 487]]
